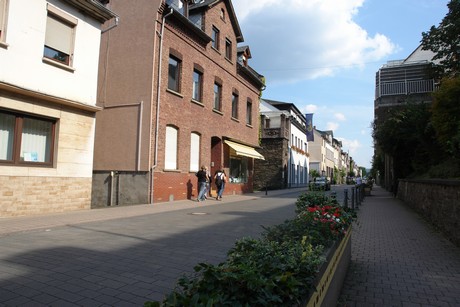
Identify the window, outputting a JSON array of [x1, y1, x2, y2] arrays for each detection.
[[246, 100, 252, 125], [192, 69, 203, 102], [168, 55, 181, 92], [220, 8, 225, 20], [0, 111, 56, 166], [165, 126, 178, 170], [231, 92, 238, 119], [225, 39, 232, 60], [44, 5, 77, 67], [0, 0, 8, 43], [190, 132, 200, 172], [229, 155, 248, 183], [211, 26, 219, 50], [213, 82, 222, 111]]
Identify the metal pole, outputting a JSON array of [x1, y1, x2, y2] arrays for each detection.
[[344, 189, 348, 208], [351, 187, 355, 210]]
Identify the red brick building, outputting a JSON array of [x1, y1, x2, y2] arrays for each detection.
[[92, 0, 265, 206]]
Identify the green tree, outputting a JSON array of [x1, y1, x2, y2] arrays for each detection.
[[421, 0, 460, 78], [431, 76, 460, 160], [372, 103, 440, 178]]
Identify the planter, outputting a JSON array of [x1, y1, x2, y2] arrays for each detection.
[[304, 226, 352, 307]]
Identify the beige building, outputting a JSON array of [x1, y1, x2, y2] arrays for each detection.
[[0, 0, 117, 216]]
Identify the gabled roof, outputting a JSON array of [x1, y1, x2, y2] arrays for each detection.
[[190, 0, 244, 42]]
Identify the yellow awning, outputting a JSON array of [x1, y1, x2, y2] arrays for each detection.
[[224, 140, 265, 160]]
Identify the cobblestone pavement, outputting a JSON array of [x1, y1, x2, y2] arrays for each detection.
[[338, 185, 460, 307], [1, 186, 459, 306], [0, 188, 304, 306]]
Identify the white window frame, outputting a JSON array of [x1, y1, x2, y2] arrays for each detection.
[[165, 126, 178, 170], [43, 4, 77, 69], [0, 0, 9, 45], [190, 132, 200, 172]]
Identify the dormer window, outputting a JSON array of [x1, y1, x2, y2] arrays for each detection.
[[166, 0, 189, 17], [220, 8, 225, 20]]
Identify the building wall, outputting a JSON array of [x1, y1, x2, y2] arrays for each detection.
[[152, 2, 261, 202], [0, 0, 112, 216], [94, 1, 262, 205], [0, 0, 103, 104], [0, 95, 97, 216]]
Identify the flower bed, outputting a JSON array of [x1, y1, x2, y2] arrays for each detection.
[[145, 192, 355, 307]]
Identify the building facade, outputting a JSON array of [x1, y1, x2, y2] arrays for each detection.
[[0, 0, 116, 216], [374, 45, 437, 190], [255, 99, 309, 190], [92, 0, 265, 206]]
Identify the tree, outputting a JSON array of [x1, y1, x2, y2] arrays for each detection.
[[421, 0, 460, 78], [372, 103, 440, 178], [431, 76, 460, 160]]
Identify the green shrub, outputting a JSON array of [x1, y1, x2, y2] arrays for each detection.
[[145, 193, 354, 307]]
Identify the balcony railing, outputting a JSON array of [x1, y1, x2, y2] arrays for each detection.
[[375, 79, 435, 98]]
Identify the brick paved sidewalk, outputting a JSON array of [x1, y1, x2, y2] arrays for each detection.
[[338, 185, 460, 307]]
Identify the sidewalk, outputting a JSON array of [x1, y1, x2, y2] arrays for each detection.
[[338, 185, 460, 307]]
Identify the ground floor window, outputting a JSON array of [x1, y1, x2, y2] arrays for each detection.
[[228, 155, 248, 183], [0, 110, 55, 166]]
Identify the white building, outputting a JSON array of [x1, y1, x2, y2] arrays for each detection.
[[256, 99, 309, 189], [0, 0, 117, 216]]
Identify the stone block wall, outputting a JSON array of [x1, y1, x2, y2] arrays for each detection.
[[398, 179, 460, 246], [0, 176, 92, 217]]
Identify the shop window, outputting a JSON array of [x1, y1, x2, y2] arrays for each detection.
[[228, 155, 248, 183]]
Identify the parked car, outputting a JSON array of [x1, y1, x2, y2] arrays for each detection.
[[311, 177, 331, 191]]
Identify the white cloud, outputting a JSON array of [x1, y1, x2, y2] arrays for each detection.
[[232, 0, 396, 83], [335, 113, 346, 121], [304, 104, 318, 113], [338, 138, 362, 155], [326, 122, 339, 131]]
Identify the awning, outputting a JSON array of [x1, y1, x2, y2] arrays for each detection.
[[224, 140, 265, 160]]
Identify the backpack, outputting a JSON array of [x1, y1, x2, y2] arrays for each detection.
[[215, 172, 223, 187]]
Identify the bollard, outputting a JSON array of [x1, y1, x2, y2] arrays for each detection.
[[351, 187, 355, 210], [356, 186, 360, 208], [343, 189, 348, 208]]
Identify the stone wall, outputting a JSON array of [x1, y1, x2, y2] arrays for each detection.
[[398, 179, 460, 246], [254, 138, 289, 191], [0, 176, 91, 217]]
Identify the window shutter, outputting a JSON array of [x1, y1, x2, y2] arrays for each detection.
[[190, 133, 200, 172], [165, 126, 178, 169], [45, 15, 72, 54]]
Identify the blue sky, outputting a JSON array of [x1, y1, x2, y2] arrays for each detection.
[[232, 0, 449, 169]]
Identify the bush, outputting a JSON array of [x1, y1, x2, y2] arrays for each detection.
[[145, 192, 355, 307]]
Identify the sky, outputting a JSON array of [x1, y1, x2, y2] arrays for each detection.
[[231, 0, 450, 169]]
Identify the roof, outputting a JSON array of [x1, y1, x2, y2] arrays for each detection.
[[62, 0, 118, 23], [190, 0, 244, 42]]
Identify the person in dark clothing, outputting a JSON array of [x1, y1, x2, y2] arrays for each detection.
[[214, 169, 227, 200], [195, 166, 208, 202]]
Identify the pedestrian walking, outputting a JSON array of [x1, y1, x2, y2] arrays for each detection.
[[195, 166, 208, 202], [214, 168, 227, 200]]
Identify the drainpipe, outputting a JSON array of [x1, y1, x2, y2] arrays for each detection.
[[150, 8, 173, 204]]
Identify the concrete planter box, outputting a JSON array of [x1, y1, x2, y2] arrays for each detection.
[[304, 227, 352, 307]]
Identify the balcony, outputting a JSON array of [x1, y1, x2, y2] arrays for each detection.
[[375, 79, 436, 99]]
